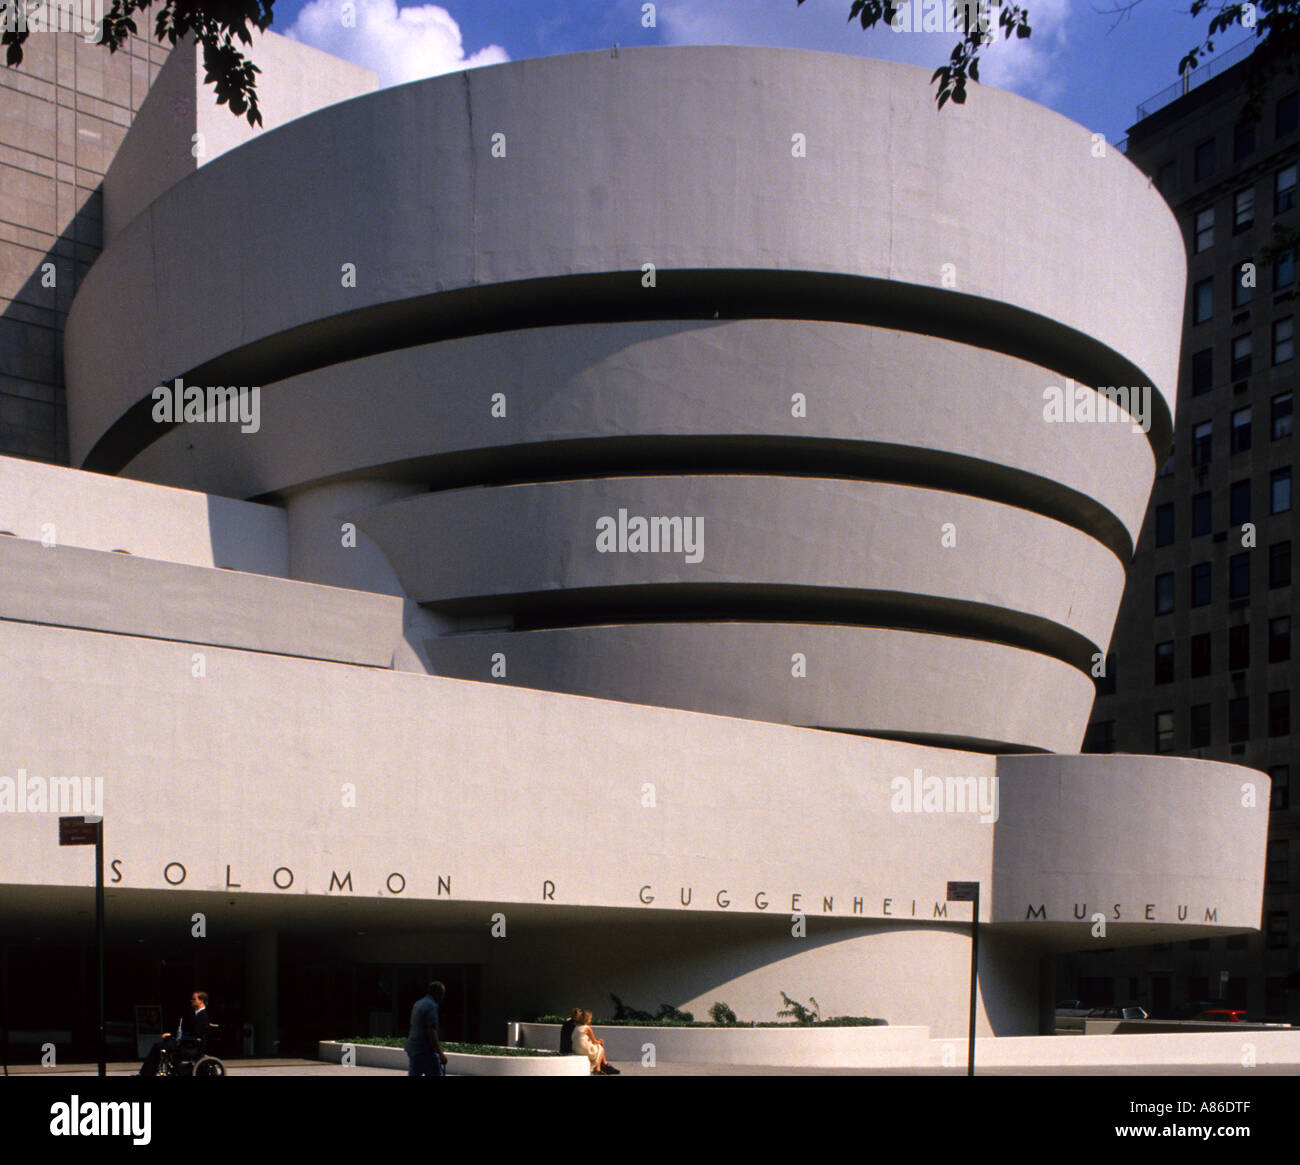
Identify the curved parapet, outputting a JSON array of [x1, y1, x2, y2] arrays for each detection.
[[425, 622, 1098, 753], [120, 320, 1154, 558], [0, 610, 1269, 1034], [61, 45, 1186, 750], [66, 47, 1182, 473], [991, 754, 1269, 937]]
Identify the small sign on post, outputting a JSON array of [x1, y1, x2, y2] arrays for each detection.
[[58, 815, 101, 846], [947, 879, 981, 1077], [58, 815, 105, 1076]]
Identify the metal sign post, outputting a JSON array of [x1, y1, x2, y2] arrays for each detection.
[[59, 815, 105, 1077], [947, 880, 980, 1077]]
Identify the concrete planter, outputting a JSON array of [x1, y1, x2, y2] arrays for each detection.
[[317, 1040, 589, 1076], [511, 1023, 929, 1068]]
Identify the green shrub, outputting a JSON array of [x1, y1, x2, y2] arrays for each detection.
[[338, 1037, 556, 1057], [655, 1003, 695, 1024], [778, 992, 821, 1025], [609, 993, 656, 1023], [709, 1001, 738, 1025]]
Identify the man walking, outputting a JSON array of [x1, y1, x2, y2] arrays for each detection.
[[405, 981, 447, 1077]]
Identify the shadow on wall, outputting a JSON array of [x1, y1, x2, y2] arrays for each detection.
[[0, 184, 104, 466], [485, 913, 1040, 1039]]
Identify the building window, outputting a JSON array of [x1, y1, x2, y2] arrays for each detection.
[[1234, 186, 1255, 231], [1155, 641, 1174, 684], [1229, 695, 1250, 741], [1159, 442, 1175, 476], [1235, 123, 1256, 161], [1191, 348, 1213, 394], [1230, 478, 1252, 525], [1194, 277, 1214, 323], [1155, 572, 1175, 614], [1276, 249, 1296, 291], [1084, 721, 1116, 754], [1273, 317, 1294, 365], [1191, 562, 1212, 606], [1155, 502, 1175, 546], [1267, 976, 1287, 1015], [1233, 261, 1255, 307], [1272, 390, 1293, 439], [1269, 839, 1289, 885], [1192, 420, 1213, 466], [1270, 615, 1291, 663], [1267, 912, 1289, 949], [1270, 764, 1290, 810], [1191, 632, 1212, 677], [1194, 138, 1216, 181], [1155, 710, 1175, 753], [1192, 491, 1212, 536], [1229, 551, 1251, 599], [1230, 334, 1253, 379], [1229, 625, 1251, 671], [1269, 690, 1290, 737], [1278, 164, 1298, 214], [1158, 159, 1176, 195], [1279, 91, 1299, 138], [1231, 407, 1252, 453], [1272, 467, 1292, 513], [1194, 207, 1215, 253], [1188, 703, 1211, 748], [1271, 541, 1292, 588]]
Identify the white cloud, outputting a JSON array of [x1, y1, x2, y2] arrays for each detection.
[[977, 0, 1070, 103], [658, 0, 1073, 103], [285, 0, 510, 89]]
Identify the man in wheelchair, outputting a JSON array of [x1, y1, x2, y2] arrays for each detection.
[[138, 991, 222, 1076]]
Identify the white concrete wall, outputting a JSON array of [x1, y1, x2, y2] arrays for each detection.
[[66, 47, 1184, 469], [0, 452, 287, 574], [0, 609, 1269, 1034], [101, 30, 377, 243]]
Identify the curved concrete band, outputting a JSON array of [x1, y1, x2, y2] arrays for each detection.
[[351, 475, 1125, 653], [425, 622, 1098, 753], [120, 319, 1155, 555], [64, 47, 1183, 471]]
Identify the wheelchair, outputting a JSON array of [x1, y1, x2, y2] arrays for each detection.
[[157, 1024, 226, 1077]]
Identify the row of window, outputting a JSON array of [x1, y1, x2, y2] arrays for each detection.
[[1154, 542, 1292, 612], [1152, 618, 1292, 683], [1198, 106, 1298, 180], [1193, 183, 1300, 252], [1158, 93, 1299, 192], [1158, 695, 1290, 748], [1121, 694, 1296, 753], [1156, 480, 1293, 542], [1096, 621, 1291, 698], [1160, 392, 1292, 475], [1191, 283, 1295, 352]]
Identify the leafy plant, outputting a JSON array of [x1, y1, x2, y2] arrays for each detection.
[[655, 1003, 695, 1024], [778, 991, 822, 1025], [609, 993, 655, 1023], [709, 1001, 738, 1025]]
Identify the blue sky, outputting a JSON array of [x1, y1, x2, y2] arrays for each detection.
[[267, 0, 1254, 143]]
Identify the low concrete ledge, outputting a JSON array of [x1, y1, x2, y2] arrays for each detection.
[[511, 1023, 929, 1068], [317, 1040, 589, 1076], [923, 1030, 1300, 1069]]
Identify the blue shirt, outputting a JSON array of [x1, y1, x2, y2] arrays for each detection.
[[408, 995, 440, 1054]]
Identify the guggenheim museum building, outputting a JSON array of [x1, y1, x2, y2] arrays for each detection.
[[0, 33, 1271, 1055]]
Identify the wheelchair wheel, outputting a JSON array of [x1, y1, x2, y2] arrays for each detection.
[[192, 1056, 226, 1077]]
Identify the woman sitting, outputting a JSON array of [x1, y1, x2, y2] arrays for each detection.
[[571, 1009, 619, 1075]]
